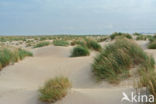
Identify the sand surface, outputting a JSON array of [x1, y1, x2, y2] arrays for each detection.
[[0, 41, 153, 104]]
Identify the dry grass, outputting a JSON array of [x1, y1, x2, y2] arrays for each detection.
[[39, 76, 71, 103]]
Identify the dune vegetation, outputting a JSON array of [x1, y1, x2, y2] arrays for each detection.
[[137, 71, 156, 102], [71, 38, 101, 57], [18, 49, 33, 60], [136, 35, 147, 40], [71, 38, 101, 51], [85, 39, 102, 51], [53, 40, 69, 46], [148, 40, 156, 49], [0, 47, 33, 70], [70, 40, 85, 46], [92, 38, 155, 83], [147, 34, 156, 49], [0, 34, 156, 103], [96, 36, 108, 42], [39, 76, 71, 103], [71, 45, 90, 57], [133, 32, 143, 36], [33, 41, 50, 48], [110, 32, 132, 40]]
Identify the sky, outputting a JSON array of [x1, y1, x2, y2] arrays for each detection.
[[0, 0, 156, 35]]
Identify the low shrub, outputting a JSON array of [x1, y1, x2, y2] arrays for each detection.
[[39, 76, 71, 103], [92, 38, 154, 83], [110, 32, 132, 40], [53, 40, 69, 46], [34, 41, 50, 48], [71, 46, 90, 57]]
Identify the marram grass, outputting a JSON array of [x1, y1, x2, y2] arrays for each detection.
[[92, 38, 155, 84], [137, 70, 156, 103], [71, 45, 90, 57], [39, 76, 71, 103], [33, 41, 50, 48], [0, 47, 33, 70], [148, 40, 156, 49], [53, 40, 69, 46]]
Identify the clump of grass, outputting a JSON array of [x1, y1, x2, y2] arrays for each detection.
[[147, 34, 156, 42], [110, 32, 132, 40], [92, 38, 154, 83], [137, 71, 156, 101], [17, 49, 33, 60], [34, 41, 50, 48], [71, 39, 101, 51], [39, 76, 71, 103], [136, 35, 147, 40], [85, 39, 101, 51], [0, 48, 13, 68], [40, 37, 47, 41], [0, 47, 33, 70], [148, 40, 156, 49], [133, 32, 142, 36], [96, 37, 108, 42], [71, 46, 90, 57], [71, 40, 85, 46], [53, 40, 69, 46]]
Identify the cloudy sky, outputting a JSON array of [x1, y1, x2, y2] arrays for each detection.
[[0, 0, 156, 35]]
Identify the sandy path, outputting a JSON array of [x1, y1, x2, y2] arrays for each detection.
[[0, 44, 143, 104]]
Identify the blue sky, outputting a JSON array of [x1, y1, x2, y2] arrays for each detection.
[[0, 0, 156, 35]]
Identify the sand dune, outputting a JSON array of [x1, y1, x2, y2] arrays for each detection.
[[0, 43, 150, 104], [56, 88, 137, 104]]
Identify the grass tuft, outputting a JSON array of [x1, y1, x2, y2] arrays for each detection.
[[148, 40, 156, 49], [0, 47, 33, 70], [0, 48, 13, 68], [17, 49, 33, 60], [53, 40, 69, 46], [71, 39, 101, 51], [39, 76, 71, 103], [34, 41, 50, 48], [85, 39, 101, 51], [110, 32, 132, 40], [136, 35, 147, 40], [137, 71, 156, 102], [71, 46, 90, 57]]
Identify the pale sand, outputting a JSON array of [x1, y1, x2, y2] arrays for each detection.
[[0, 41, 152, 104]]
